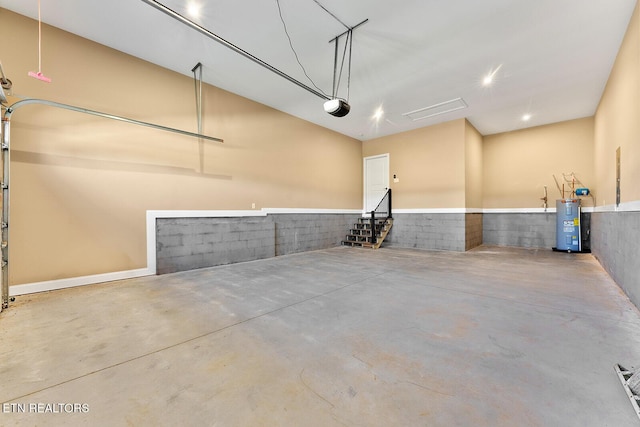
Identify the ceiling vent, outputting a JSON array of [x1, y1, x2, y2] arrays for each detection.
[[403, 97, 468, 121]]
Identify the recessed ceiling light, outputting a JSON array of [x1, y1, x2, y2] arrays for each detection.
[[372, 106, 384, 121], [522, 113, 532, 121], [482, 64, 503, 87], [187, 2, 200, 18]]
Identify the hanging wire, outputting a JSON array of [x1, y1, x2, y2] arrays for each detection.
[[191, 62, 204, 173], [192, 63, 202, 134], [333, 30, 353, 101], [275, 0, 329, 98], [331, 36, 340, 99], [347, 30, 353, 102], [37, 0, 43, 73]]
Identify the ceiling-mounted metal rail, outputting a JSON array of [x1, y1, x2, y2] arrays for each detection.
[[0, 98, 223, 311], [140, 0, 331, 101], [191, 62, 203, 136], [328, 19, 369, 44], [4, 98, 224, 142], [312, 0, 350, 30]]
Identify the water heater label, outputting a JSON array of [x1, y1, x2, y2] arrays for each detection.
[[563, 220, 574, 233]]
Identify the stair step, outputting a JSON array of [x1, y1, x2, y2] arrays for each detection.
[[349, 229, 375, 235], [353, 224, 372, 230], [344, 235, 375, 243], [352, 224, 388, 232], [341, 240, 373, 248], [343, 218, 393, 250], [346, 233, 381, 240], [358, 217, 388, 224]]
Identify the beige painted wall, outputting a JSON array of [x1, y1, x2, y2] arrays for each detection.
[[465, 120, 483, 209], [595, 1, 640, 206], [362, 119, 467, 209], [1, 9, 362, 285], [483, 118, 595, 209]]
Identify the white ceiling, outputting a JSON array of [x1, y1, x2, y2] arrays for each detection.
[[1, 0, 636, 140]]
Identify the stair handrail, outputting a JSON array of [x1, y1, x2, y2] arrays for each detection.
[[370, 188, 392, 244]]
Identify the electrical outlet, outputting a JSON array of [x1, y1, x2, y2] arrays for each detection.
[[252, 203, 256, 209]]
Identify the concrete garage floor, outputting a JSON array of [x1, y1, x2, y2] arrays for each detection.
[[1, 246, 640, 426]]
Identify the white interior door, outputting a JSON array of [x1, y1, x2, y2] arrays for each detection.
[[364, 154, 389, 213]]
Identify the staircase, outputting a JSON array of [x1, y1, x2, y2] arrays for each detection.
[[342, 188, 393, 249], [342, 217, 393, 249]]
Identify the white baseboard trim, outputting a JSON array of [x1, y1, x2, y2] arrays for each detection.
[[483, 200, 640, 214], [148, 209, 268, 219], [262, 208, 362, 214], [9, 268, 153, 297], [594, 200, 640, 212], [483, 208, 554, 213], [390, 208, 565, 214], [390, 208, 469, 214]]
